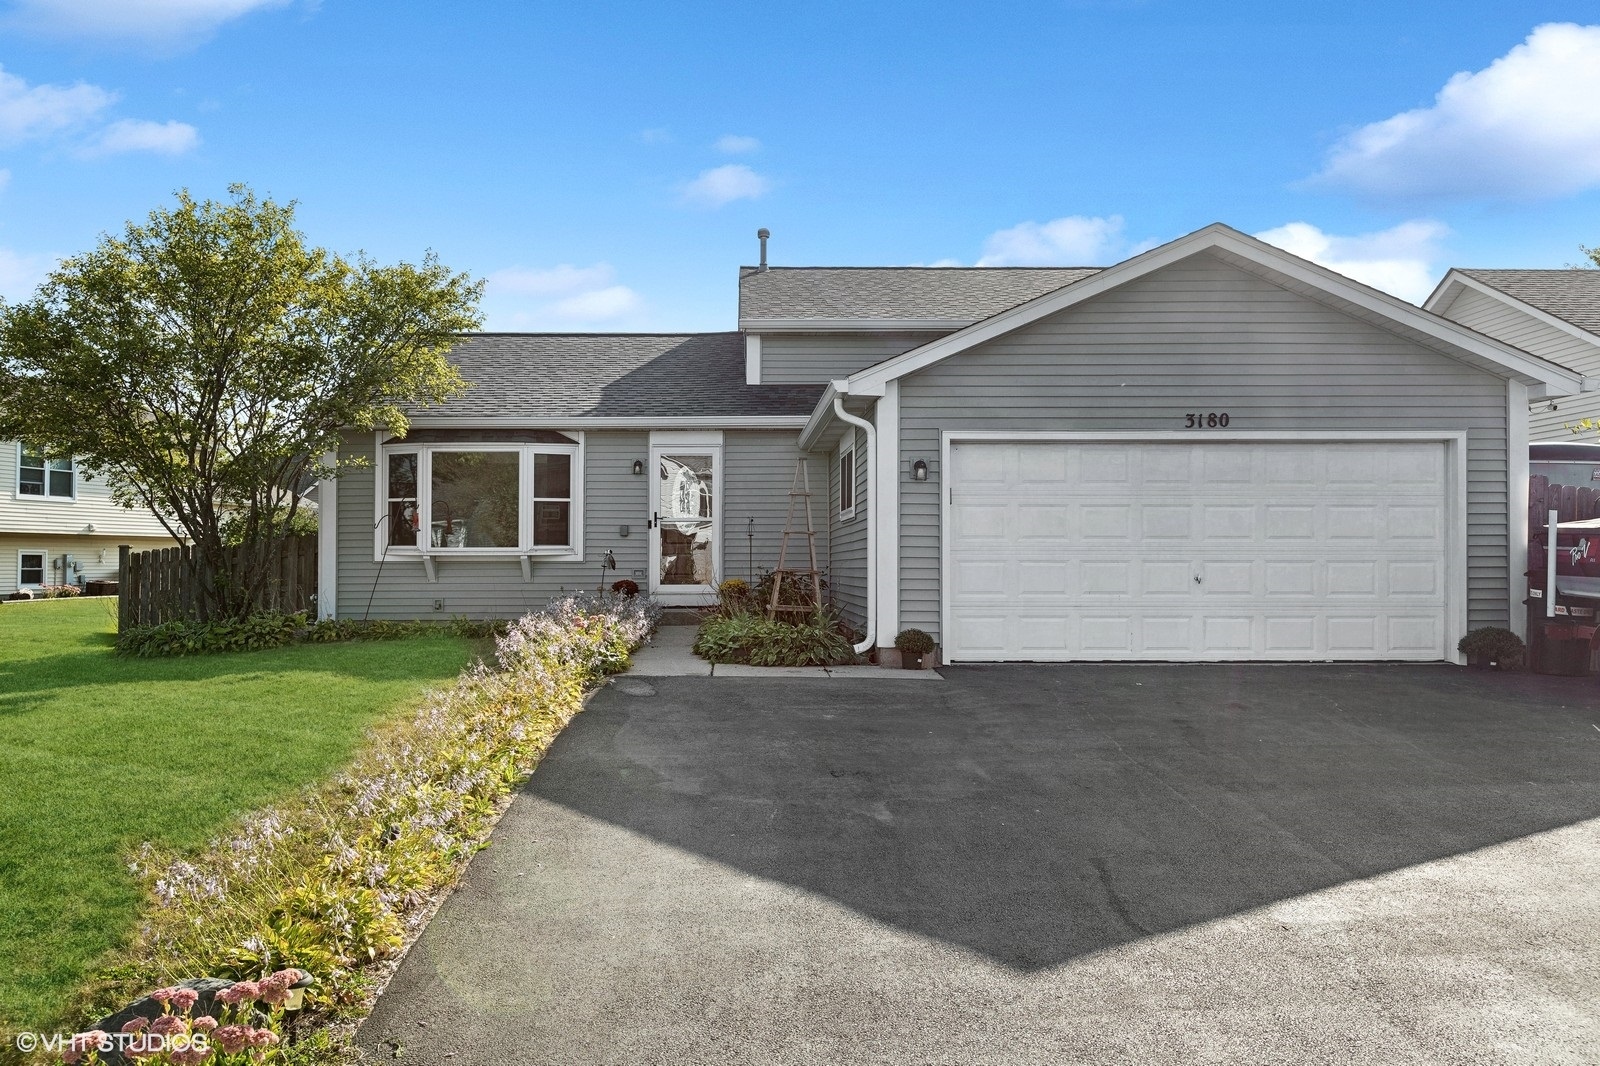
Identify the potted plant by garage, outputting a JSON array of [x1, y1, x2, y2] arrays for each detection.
[[1458, 626, 1525, 670], [894, 628, 939, 670]]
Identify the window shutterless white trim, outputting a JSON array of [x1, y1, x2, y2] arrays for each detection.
[[15, 443, 76, 501], [17, 548, 47, 588], [938, 430, 1469, 664], [372, 435, 585, 564], [838, 432, 857, 521]]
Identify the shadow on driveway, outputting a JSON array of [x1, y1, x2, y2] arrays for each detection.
[[530, 664, 1600, 970]]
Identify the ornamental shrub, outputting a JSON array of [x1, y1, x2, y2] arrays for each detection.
[[893, 628, 936, 656], [693, 611, 856, 667], [1457, 626, 1525, 665]]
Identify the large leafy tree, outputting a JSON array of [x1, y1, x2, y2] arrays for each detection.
[[0, 185, 482, 620]]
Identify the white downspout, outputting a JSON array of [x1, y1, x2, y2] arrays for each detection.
[[832, 395, 876, 655]]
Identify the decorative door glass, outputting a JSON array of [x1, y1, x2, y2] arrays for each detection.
[[657, 454, 715, 587]]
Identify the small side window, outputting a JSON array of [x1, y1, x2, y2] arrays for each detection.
[[19, 551, 46, 587], [838, 441, 856, 520]]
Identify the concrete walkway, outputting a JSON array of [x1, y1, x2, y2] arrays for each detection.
[[628, 624, 942, 680]]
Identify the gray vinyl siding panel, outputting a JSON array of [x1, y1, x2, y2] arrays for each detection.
[[897, 253, 1511, 643], [721, 431, 828, 588], [1439, 287, 1600, 440], [759, 332, 945, 384], [827, 430, 868, 626], [336, 429, 814, 619]]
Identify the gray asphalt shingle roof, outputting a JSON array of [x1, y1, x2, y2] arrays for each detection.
[[738, 266, 1102, 322], [411, 333, 823, 419], [1460, 269, 1600, 336]]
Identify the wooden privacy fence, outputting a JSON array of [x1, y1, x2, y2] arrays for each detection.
[[118, 536, 317, 630], [1530, 474, 1600, 528]]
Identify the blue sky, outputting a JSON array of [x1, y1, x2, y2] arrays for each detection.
[[1, 1, 1598, 331]]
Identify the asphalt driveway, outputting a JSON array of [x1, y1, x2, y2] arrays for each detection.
[[359, 665, 1600, 1064]]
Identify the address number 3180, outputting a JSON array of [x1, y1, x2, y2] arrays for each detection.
[[1184, 412, 1230, 428]]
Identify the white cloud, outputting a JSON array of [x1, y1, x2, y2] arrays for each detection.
[[976, 215, 1127, 266], [714, 134, 760, 154], [5, 0, 291, 48], [0, 246, 53, 303], [0, 64, 115, 144], [1312, 23, 1600, 201], [1254, 220, 1450, 303], [482, 262, 643, 328], [78, 118, 199, 157], [679, 164, 770, 208]]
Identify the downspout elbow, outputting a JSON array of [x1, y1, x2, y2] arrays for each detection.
[[832, 395, 876, 655]]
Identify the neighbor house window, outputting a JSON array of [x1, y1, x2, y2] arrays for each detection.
[[18, 445, 74, 499], [375, 433, 582, 558], [18, 550, 45, 588], [838, 437, 857, 521]]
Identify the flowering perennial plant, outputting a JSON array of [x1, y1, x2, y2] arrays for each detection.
[[73, 593, 656, 1062], [60, 970, 301, 1065]]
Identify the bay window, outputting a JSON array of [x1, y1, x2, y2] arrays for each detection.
[[376, 432, 582, 559]]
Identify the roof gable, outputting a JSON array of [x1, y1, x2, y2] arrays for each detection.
[[840, 224, 1583, 398]]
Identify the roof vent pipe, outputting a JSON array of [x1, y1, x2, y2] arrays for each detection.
[[757, 228, 770, 271]]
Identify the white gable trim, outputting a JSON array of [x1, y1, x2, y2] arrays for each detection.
[[1426, 270, 1600, 351], [844, 224, 1583, 399]]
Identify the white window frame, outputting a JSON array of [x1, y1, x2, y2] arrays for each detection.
[[838, 433, 857, 521], [373, 435, 585, 562], [16, 443, 76, 501], [17, 548, 47, 589]]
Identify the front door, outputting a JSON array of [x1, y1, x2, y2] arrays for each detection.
[[648, 437, 723, 604]]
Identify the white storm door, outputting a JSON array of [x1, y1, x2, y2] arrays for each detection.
[[648, 434, 723, 604], [945, 439, 1451, 662]]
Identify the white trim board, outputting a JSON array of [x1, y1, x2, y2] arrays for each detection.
[[937, 430, 1470, 665], [404, 415, 808, 430], [1508, 379, 1530, 639]]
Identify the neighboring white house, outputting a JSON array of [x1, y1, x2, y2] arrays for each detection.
[[0, 441, 180, 596], [1426, 269, 1600, 441]]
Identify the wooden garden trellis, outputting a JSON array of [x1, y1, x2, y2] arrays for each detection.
[[766, 459, 824, 618]]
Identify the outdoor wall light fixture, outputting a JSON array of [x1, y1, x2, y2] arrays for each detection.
[[632, 459, 645, 475], [912, 459, 929, 481]]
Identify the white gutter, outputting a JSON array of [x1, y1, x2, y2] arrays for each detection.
[[831, 387, 877, 655]]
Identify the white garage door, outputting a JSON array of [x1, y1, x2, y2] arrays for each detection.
[[945, 440, 1451, 662]]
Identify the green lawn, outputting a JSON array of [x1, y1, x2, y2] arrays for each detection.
[[0, 599, 478, 1032]]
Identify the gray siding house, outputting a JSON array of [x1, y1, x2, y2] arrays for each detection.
[[320, 224, 1581, 663], [1426, 269, 1600, 441]]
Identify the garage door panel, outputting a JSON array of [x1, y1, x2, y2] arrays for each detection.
[[946, 440, 1450, 662]]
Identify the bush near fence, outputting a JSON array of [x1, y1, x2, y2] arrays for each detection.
[[117, 538, 316, 630]]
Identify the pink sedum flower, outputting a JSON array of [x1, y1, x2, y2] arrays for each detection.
[[218, 979, 260, 1004], [215, 1023, 252, 1055], [251, 1028, 281, 1047], [169, 987, 200, 1011], [149, 1013, 185, 1036], [149, 987, 178, 1005], [192, 1014, 219, 1032], [121, 1016, 150, 1033]]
